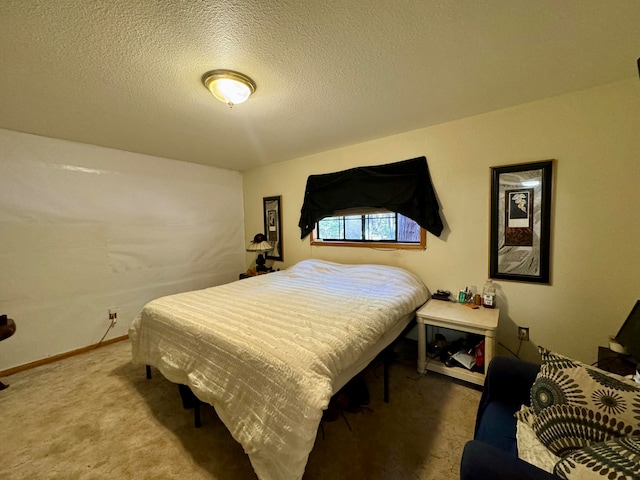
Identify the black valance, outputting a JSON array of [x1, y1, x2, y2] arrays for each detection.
[[298, 156, 443, 239]]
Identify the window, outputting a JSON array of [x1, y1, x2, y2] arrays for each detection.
[[311, 211, 425, 249]]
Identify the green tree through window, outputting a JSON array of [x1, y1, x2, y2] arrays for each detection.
[[317, 212, 421, 244]]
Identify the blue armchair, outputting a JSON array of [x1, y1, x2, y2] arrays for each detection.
[[460, 356, 558, 480]]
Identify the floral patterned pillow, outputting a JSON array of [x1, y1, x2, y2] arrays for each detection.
[[522, 347, 640, 457], [516, 405, 561, 473], [554, 436, 640, 480]]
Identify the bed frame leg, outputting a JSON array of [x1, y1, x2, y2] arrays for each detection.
[[381, 320, 412, 403], [383, 353, 390, 403], [145, 365, 152, 379], [380, 344, 395, 403], [194, 401, 202, 428], [178, 384, 192, 408], [178, 384, 202, 428]]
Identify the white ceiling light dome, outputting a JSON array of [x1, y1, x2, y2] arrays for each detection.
[[202, 69, 256, 107]]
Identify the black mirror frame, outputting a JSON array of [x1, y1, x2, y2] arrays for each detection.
[[263, 196, 283, 262], [489, 160, 553, 284]]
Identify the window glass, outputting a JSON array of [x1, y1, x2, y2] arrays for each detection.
[[365, 212, 396, 241], [398, 214, 421, 242], [313, 211, 424, 249], [344, 215, 363, 240], [317, 216, 343, 239]]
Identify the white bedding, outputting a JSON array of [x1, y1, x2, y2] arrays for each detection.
[[129, 259, 428, 480]]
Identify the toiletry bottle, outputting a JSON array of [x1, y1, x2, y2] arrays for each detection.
[[482, 280, 496, 308]]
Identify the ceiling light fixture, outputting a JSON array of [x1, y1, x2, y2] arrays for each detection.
[[202, 69, 256, 107]]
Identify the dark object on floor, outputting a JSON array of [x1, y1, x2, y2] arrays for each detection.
[[0, 315, 15, 339], [322, 374, 369, 422], [0, 315, 16, 390], [459, 356, 557, 479]]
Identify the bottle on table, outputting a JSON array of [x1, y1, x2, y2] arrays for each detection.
[[482, 280, 496, 308]]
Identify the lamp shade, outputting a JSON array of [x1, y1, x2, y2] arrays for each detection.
[[247, 233, 273, 252], [247, 241, 273, 252]]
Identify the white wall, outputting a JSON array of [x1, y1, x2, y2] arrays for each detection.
[[243, 79, 640, 364], [0, 129, 246, 370]]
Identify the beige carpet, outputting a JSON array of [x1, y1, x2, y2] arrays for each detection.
[[0, 338, 481, 479]]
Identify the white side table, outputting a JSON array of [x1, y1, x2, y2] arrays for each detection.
[[416, 300, 499, 386]]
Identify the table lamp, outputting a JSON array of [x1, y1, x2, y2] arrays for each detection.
[[247, 233, 273, 273]]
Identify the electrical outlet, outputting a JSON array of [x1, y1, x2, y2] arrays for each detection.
[[108, 309, 118, 327], [518, 326, 529, 341]]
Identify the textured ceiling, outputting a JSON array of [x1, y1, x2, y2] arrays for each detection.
[[1, 1, 639, 171]]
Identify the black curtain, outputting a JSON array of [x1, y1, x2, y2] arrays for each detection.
[[298, 156, 443, 239]]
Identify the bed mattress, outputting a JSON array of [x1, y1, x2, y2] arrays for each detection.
[[129, 259, 428, 480]]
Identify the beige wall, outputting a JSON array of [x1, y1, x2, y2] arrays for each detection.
[[243, 79, 640, 364]]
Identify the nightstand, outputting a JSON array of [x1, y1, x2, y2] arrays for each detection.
[[597, 346, 637, 376], [239, 269, 273, 280], [416, 300, 499, 386]]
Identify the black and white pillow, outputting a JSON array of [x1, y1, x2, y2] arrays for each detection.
[[526, 348, 640, 457], [554, 435, 640, 480]]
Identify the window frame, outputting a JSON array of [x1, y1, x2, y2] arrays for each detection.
[[310, 211, 426, 250]]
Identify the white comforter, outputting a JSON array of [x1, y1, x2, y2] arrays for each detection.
[[129, 259, 428, 479]]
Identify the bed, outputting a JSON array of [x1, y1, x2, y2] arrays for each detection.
[[129, 259, 428, 480]]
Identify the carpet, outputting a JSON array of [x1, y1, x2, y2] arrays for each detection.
[[0, 338, 480, 479]]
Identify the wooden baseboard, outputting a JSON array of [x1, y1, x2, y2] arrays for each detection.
[[0, 335, 129, 378]]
